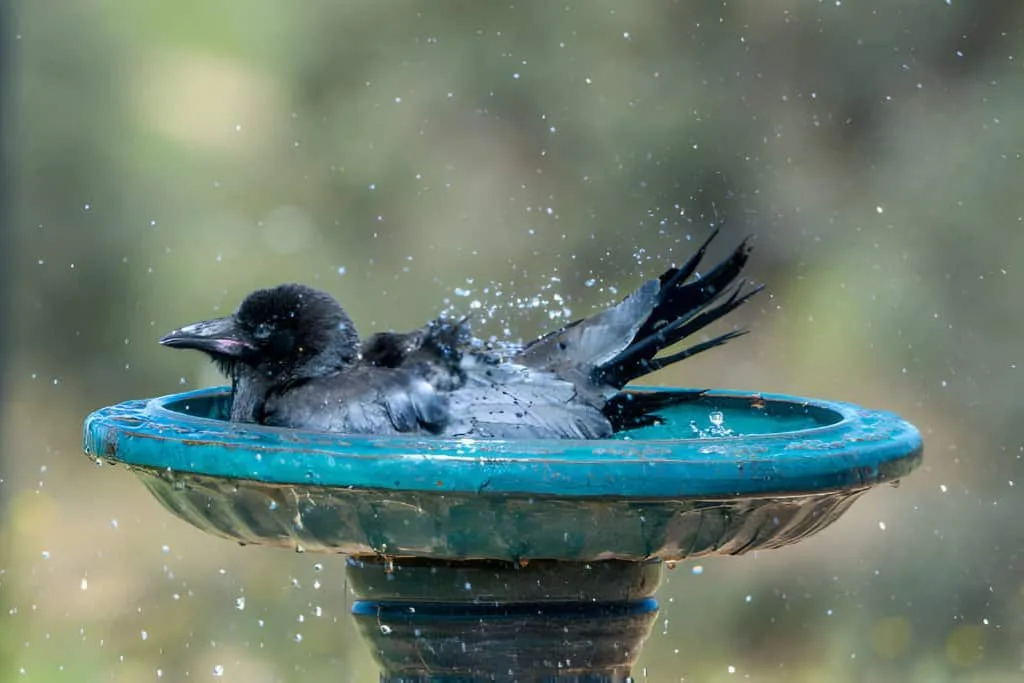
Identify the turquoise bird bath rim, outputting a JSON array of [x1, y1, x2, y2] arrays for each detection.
[[82, 386, 922, 562], [83, 386, 922, 681]]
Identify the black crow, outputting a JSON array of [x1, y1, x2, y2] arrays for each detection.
[[160, 230, 762, 438]]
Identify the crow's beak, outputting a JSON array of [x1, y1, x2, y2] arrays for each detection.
[[160, 317, 254, 357]]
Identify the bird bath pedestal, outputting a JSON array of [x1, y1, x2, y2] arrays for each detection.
[[83, 387, 921, 682]]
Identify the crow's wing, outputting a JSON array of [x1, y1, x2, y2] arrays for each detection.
[[443, 357, 614, 439], [262, 365, 450, 435]]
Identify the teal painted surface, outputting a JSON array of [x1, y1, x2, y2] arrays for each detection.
[[346, 557, 660, 681], [344, 556, 663, 603], [350, 595, 658, 681], [129, 470, 869, 561], [83, 386, 922, 498]]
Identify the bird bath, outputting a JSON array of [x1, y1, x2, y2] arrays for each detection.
[[83, 386, 922, 681]]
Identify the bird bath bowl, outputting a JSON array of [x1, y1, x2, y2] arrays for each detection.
[[83, 386, 922, 681]]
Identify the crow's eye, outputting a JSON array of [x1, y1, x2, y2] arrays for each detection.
[[253, 323, 273, 342]]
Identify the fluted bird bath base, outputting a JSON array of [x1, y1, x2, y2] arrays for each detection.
[[84, 387, 921, 681]]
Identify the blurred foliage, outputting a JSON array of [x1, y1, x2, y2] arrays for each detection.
[[3, 0, 1024, 681]]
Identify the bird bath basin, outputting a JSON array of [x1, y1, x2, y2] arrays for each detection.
[[83, 386, 922, 681]]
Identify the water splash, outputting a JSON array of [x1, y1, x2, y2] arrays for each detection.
[[689, 410, 737, 438]]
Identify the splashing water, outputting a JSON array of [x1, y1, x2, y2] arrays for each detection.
[[690, 410, 737, 438]]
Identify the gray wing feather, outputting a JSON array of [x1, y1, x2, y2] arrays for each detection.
[[445, 358, 613, 439], [514, 279, 659, 378]]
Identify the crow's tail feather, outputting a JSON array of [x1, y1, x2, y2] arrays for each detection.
[[596, 235, 762, 389]]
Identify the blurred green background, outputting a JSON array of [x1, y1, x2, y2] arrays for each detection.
[[2, 0, 1023, 681]]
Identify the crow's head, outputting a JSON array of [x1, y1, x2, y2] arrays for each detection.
[[161, 284, 359, 384]]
